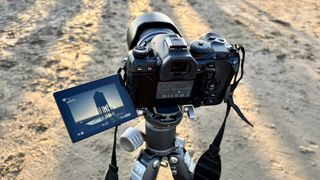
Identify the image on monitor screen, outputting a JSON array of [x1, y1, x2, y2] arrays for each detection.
[[61, 83, 131, 127]]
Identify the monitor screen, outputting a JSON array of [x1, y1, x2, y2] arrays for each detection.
[[54, 74, 137, 143]]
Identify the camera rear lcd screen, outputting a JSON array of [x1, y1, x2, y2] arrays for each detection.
[[156, 81, 194, 99], [54, 74, 137, 143]]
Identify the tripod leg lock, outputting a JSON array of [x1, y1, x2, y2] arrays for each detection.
[[168, 153, 194, 180], [131, 151, 161, 180], [183, 151, 195, 174], [131, 160, 146, 180]]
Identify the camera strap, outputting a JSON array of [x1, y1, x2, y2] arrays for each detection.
[[194, 45, 253, 180], [104, 66, 128, 180], [105, 126, 119, 180]]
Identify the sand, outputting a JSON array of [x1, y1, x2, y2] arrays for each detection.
[[0, 0, 319, 179]]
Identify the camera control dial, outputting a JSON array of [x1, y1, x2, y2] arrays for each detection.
[[133, 46, 149, 58], [189, 40, 212, 57]]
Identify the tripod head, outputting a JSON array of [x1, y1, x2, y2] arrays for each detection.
[[120, 106, 196, 180], [119, 105, 195, 153], [144, 106, 183, 128]]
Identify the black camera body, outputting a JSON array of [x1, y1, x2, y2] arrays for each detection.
[[125, 12, 241, 108], [53, 12, 250, 179]]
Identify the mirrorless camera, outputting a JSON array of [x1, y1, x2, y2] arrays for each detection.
[[125, 12, 240, 108], [54, 12, 250, 180], [53, 12, 244, 143]]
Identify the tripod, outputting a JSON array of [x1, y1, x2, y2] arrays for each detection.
[[129, 106, 195, 180]]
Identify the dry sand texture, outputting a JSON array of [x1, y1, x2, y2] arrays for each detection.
[[0, 0, 320, 179]]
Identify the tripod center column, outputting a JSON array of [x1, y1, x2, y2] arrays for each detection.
[[143, 106, 183, 153]]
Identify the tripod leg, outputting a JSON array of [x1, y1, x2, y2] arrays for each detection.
[[131, 150, 161, 180], [169, 151, 195, 180]]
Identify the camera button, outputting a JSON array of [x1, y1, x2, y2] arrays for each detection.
[[208, 99, 214, 104], [207, 82, 215, 91], [133, 46, 149, 58], [147, 66, 153, 71], [206, 71, 214, 79], [137, 66, 143, 71], [196, 65, 203, 73], [207, 63, 214, 68]]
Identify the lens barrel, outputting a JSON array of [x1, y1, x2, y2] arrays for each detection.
[[127, 12, 181, 50]]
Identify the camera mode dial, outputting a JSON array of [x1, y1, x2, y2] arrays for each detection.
[[190, 40, 212, 57], [133, 46, 149, 58]]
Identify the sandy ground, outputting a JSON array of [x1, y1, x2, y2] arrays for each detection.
[[0, 0, 319, 179]]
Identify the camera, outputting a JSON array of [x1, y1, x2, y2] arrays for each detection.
[[53, 12, 245, 142], [54, 12, 250, 179], [125, 12, 240, 108]]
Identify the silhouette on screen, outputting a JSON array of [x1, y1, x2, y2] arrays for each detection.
[[94, 91, 113, 119]]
